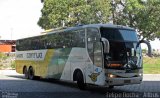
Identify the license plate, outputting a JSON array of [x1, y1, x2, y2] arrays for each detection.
[[124, 80, 131, 83]]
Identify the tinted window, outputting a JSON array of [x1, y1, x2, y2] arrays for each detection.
[[100, 28, 138, 42], [71, 29, 85, 48], [16, 29, 85, 51], [87, 28, 101, 65]]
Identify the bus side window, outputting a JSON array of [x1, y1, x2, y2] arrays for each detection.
[[87, 28, 102, 67], [47, 41, 52, 49], [62, 32, 72, 48], [71, 29, 85, 48]]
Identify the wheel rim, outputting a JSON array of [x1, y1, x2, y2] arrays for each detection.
[[24, 68, 28, 79], [29, 68, 34, 79], [77, 72, 86, 89]]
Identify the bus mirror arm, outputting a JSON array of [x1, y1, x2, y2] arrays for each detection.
[[101, 37, 110, 54], [137, 40, 152, 57]]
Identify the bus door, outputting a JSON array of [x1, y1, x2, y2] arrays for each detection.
[[86, 28, 104, 85]]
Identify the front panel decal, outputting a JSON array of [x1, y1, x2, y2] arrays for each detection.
[[88, 72, 100, 82]]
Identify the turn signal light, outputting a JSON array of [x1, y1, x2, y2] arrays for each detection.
[[109, 64, 122, 67]]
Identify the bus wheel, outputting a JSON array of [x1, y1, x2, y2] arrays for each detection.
[[28, 67, 35, 80], [23, 67, 28, 79], [109, 86, 114, 89], [76, 71, 86, 90]]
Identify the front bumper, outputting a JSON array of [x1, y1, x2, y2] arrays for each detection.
[[105, 76, 142, 86]]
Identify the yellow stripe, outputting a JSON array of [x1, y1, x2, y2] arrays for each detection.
[[15, 49, 54, 78]]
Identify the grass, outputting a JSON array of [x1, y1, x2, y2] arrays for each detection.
[[143, 57, 160, 74], [0, 53, 16, 70]]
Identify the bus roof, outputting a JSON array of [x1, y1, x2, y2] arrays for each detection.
[[48, 24, 134, 33], [18, 24, 135, 40], [82, 24, 134, 30], [46, 24, 134, 34]]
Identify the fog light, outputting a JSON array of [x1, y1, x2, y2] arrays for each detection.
[[139, 73, 143, 76], [108, 74, 116, 78]]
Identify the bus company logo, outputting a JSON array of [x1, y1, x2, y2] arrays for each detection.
[[27, 53, 43, 59], [16, 54, 23, 58], [16, 50, 47, 61], [88, 72, 100, 82]]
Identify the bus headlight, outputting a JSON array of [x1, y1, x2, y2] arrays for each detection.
[[138, 73, 143, 77], [108, 74, 116, 78]]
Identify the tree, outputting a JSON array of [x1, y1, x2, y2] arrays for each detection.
[[38, 0, 111, 30], [111, 0, 160, 40]]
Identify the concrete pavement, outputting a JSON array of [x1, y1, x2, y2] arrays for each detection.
[[0, 70, 160, 98], [1, 70, 160, 81], [1, 70, 160, 93]]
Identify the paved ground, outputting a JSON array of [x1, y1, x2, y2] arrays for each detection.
[[0, 70, 160, 98], [143, 74, 160, 81]]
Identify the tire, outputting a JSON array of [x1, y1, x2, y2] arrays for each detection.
[[35, 76, 41, 80], [109, 86, 114, 89], [23, 67, 28, 79], [76, 71, 86, 90], [28, 67, 35, 80]]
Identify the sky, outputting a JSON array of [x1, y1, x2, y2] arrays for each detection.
[[141, 39, 160, 50], [0, 0, 44, 40], [0, 0, 159, 49]]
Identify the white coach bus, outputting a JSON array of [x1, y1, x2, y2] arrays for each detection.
[[15, 24, 151, 89]]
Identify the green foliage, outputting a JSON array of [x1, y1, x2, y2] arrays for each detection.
[[11, 61, 15, 69], [38, 0, 160, 40], [142, 48, 147, 53], [38, 0, 111, 29], [0, 52, 4, 58], [0, 53, 8, 60], [0, 53, 15, 70], [112, 0, 160, 40], [0, 64, 2, 70], [143, 57, 160, 74]]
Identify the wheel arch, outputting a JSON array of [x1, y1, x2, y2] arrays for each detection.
[[73, 68, 86, 83], [29, 66, 32, 69], [23, 65, 27, 74], [28, 65, 36, 80], [28, 65, 35, 73]]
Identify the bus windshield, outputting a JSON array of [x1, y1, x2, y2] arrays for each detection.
[[101, 28, 138, 42], [100, 28, 141, 69]]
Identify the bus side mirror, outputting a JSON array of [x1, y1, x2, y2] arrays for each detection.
[[101, 37, 110, 54], [137, 40, 152, 57]]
